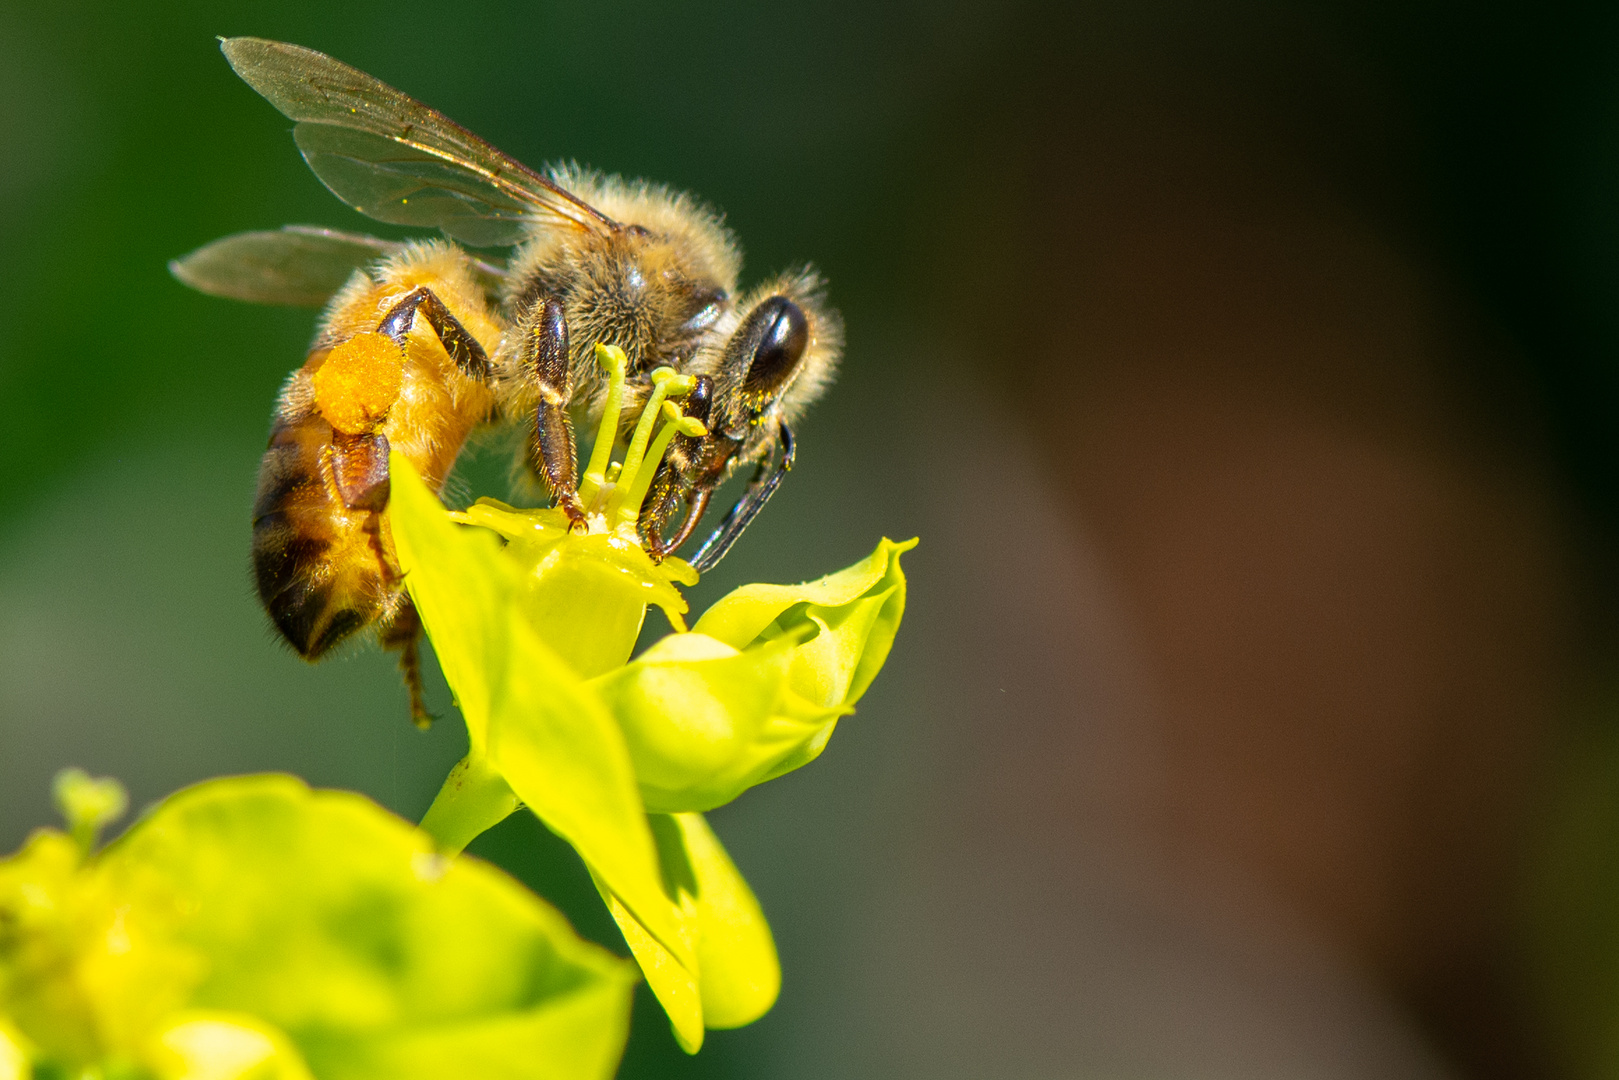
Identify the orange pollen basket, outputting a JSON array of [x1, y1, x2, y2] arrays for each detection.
[[312, 331, 405, 434]]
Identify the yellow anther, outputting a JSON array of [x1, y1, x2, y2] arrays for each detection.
[[662, 399, 707, 438], [649, 366, 697, 397], [579, 345, 708, 529], [596, 342, 628, 377], [615, 371, 690, 507], [615, 401, 704, 528]]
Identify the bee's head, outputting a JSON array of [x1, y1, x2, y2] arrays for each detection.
[[709, 271, 841, 447], [735, 295, 809, 411]]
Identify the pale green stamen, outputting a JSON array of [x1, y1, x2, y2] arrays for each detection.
[[570, 345, 703, 533], [578, 343, 629, 506], [52, 767, 127, 855], [614, 401, 708, 529], [614, 367, 697, 505]]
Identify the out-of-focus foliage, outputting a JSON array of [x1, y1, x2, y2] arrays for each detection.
[[1523, 711, 1619, 1080], [0, 774, 635, 1080]]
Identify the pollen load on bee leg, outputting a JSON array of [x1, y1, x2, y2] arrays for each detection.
[[310, 331, 404, 434]]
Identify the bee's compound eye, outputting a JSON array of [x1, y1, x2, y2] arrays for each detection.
[[743, 296, 809, 397]]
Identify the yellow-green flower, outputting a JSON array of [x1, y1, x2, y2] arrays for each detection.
[[0, 772, 634, 1080], [390, 345, 914, 1052]]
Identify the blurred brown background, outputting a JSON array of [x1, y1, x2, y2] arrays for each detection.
[[7, 1, 1619, 1077]]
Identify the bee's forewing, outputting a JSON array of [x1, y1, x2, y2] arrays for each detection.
[[220, 37, 614, 246], [291, 125, 537, 248]]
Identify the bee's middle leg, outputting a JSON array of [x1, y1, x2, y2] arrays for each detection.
[[378, 285, 492, 379], [523, 296, 586, 527]]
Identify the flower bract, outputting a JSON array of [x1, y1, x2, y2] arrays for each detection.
[[387, 344, 915, 1052]]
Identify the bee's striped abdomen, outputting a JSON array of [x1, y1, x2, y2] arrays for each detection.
[[251, 404, 396, 659]]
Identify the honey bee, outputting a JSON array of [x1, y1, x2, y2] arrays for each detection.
[[171, 38, 841, 723]]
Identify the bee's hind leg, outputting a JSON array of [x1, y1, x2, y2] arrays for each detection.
[[378, 285, 493, 380], [521, 296, 587, 528], [379, 598, 434, 730]]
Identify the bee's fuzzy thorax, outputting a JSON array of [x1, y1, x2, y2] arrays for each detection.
[[543, 164, 742, 285], [497, 168, 748, 441]]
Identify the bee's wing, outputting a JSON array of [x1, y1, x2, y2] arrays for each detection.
[[220, 37, 614, 248], [169, 225, 401, 306]]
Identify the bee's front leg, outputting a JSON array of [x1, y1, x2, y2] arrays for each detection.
[[522, 296, 587, 528], [689, 422, 796, 573], [643, 480, 712, 562], [639, 374, 716, 559]]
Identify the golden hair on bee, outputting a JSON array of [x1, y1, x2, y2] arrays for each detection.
[[527, 163, 743, 289]]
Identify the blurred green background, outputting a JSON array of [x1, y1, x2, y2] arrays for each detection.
[[13, 2, 1619, 1078]]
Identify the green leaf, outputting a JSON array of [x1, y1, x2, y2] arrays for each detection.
[[386, 451, 515, 754], [110, 776, 636, 1080], [1, 775, 638, 1080], [676, 814, 780, 1030], [698, 535, 913, 721], [597, 884, 701, 1054], [694, 537, 915, 671], [482, 611, 692, 970]]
